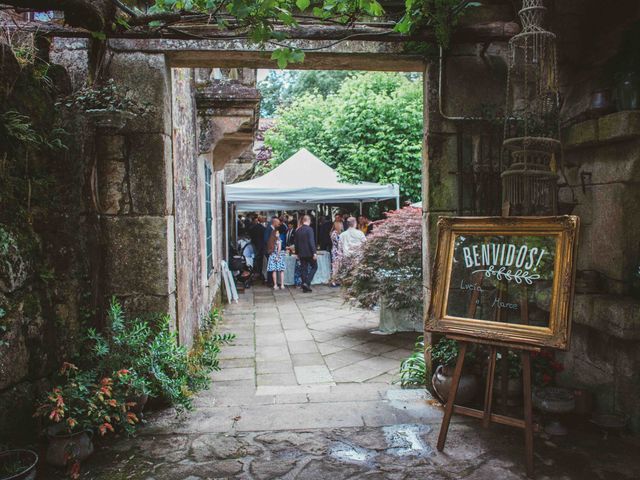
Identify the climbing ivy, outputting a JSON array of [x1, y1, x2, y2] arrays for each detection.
[[146, 0, 482, 65]]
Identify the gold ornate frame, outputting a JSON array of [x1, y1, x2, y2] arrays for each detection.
[[426, 216, 580, 350]]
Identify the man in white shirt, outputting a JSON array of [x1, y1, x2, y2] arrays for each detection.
[[339, 216, 366, 257]]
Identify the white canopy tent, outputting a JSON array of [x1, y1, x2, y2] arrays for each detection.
[[226, 148, 399, 209], [224, 148, 400, 258]]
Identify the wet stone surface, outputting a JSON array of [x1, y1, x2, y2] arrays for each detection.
[[39, 286, 640, 479], [46, 422, 640, 480]]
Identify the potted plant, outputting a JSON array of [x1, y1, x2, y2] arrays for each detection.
[[399, 336, 427, 388], [430, 338, 479, 405], [0, 449, 38, 480], [57, 79, 148, 130], [34, 362, 139, 473], [336, 206, 423, 333]]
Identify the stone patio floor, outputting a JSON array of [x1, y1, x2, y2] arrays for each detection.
[[54, 285, 639, 479]]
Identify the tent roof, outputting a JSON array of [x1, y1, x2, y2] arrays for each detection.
[[226, 148, 399, 210]]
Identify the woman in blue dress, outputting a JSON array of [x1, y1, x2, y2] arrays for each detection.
[[266, 229, 286, 290]]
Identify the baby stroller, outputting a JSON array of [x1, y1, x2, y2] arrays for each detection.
[[229, 238, 254, 289]]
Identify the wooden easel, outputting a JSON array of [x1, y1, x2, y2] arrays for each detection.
[[436, 270, 539, 477], [436, 337, 538, 477]]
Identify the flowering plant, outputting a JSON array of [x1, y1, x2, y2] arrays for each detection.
[[337, 206, 423, 314], [35, 362, 140, 437], [531, 349, 564, 387]]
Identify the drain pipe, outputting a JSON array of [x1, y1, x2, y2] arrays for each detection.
[[438, 46, 484, 122]]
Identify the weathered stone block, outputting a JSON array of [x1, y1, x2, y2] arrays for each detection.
[[0, 380, 40, 443], [50, 38, 89, 90], [572, 294, 640, 340], [598, 110, 640, 143], [109, 52, 171, 134], [439, 50, 508, 120], [118, 292, 176, 329], [562, 119, 598, 149], [573, 181, 640, 291], [102, 215, 175, 296], [427, 133, 459, 212], [128, 133, 173, 215]]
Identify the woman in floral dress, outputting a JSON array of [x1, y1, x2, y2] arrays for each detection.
[[266, 229, 285, 289], [330, 220, 344, 287]]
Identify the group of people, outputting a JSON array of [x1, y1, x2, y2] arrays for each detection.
[[238, 211, 372, 292], [243, 214, 318, 292]]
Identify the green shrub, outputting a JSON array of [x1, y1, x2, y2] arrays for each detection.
[[86, 298, 235, 412], [337, 206, 423, 314]]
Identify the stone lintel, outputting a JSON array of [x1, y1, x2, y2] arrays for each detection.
[[107, 38, 426, 71]]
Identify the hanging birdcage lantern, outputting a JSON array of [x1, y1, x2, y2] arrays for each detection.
[[502, 0, 560, 215]]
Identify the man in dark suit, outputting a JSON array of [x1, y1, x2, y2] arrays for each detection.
[[294, 215, 317, 292], [318, 216, 332, 251]]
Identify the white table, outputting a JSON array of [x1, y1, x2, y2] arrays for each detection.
[[262, 251, 331, 285]]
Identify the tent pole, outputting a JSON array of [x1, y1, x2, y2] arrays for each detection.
[[396, 194, 400, 210], [225, 200, 229, 261], [359, 201, 363, 216], [234, 204, 238, 245]]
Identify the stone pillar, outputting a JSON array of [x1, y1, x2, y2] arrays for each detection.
[[422, 43, 510, 363], [101, 51, 177, 325]]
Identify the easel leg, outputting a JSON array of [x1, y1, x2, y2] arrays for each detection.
[[483, 347, 497, 428], [521, 351, 534, 477], [437, 342, 468, 451], [500, 348, 509, 410]]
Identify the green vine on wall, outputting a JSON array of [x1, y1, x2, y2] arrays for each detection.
[[8, 1, 483, 68], [144, 0, 482, 65]]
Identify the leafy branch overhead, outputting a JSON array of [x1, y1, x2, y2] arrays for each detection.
[[7, 0, 483, 67]]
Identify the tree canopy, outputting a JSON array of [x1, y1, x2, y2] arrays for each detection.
[[258, 70, 354, 117], [262, 72, 423, 202]]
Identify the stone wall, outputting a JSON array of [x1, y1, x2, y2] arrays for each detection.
[[424, 2, 640, 432], [0, 42, 89, 442], [552, 2, 640, 431], [172, 68, 208, 346]]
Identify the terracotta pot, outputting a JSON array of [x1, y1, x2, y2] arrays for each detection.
[[432, 365, 479, 405], [45, 427, 94, 468], [0, 449, 38, 480]]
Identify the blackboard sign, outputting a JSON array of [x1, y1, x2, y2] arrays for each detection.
[[426, 216, 580, 349]]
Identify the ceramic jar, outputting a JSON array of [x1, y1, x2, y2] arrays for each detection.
[[45, 427, 94, 468], [432, 365, 479, 405]]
